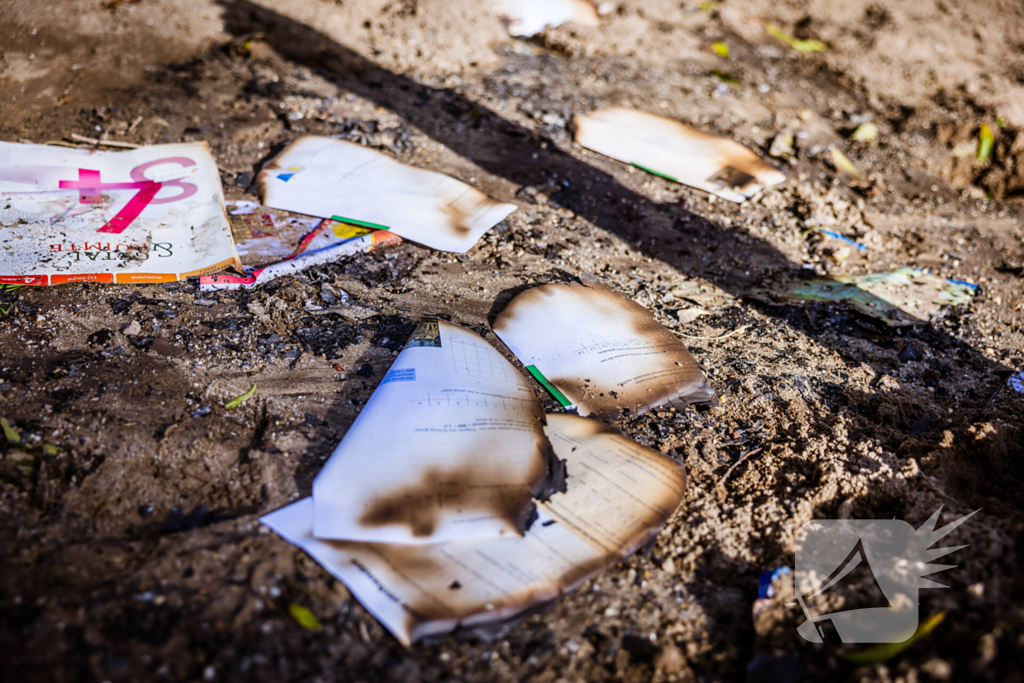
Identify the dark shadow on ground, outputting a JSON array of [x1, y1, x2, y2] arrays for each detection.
[[219, 0, 1015, 447]]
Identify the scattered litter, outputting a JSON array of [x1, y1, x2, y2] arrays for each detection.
[[200, 220, 401, 291], [489, 0, 599, 37], [838, 611, 946, 665], [493, 278, 714, 418], [809, 228, 867, 263], [829, 146, 861, 177], [262, 413, 685, 645], [675, 307, 708, 325], [288, 603, 323, 632], [765, 23, 828, 53], [255, 136, 516, 253], [573, 108, 786, 203], [312, 319, 565, 545], [191, 405, 212, 418], [210, 200, 399, 288], [226, 210, 315, 267], [977, 124, 994, 163], [769, 268, 977, 326], [758, 566, 792, 599], [224, 382, 257, 409], [818, 230, 868, 251], [769, 131, 796, 160], [0, 141, 241, 286], [850, 122, 879, 144], [226, 200, 260, 215], [1008, 371, 1024, 394]]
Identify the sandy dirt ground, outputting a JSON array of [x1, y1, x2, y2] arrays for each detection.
[[2, 0, 1023, 681]]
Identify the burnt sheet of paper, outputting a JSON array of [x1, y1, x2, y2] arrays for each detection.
[[312, 319, 563, 545], [492, 281, 714, 418], [255, 136, 516, 253], [262, 413, 686, 645], [573, 108, 786, 203], [489, 0, 599, 37]]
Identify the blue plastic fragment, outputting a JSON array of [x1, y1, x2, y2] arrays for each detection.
[[820, 230, 868, 250], [944, 277, 978, 291], [757, 566, 792, 599]]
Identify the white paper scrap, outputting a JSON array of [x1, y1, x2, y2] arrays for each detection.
[[312, 319, 563, 545], [261, 413, 686, 645], [493, 280, 714, 418], [574, 108, 786, 203], [490, 0, 599, 37], [256, 136, 516, 253]]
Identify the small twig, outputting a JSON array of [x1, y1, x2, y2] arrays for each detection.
[[677, 323, 752, 340], [127, 115, 144, 134], [68, 133, 140, 149], [717, 446, 763, 489]]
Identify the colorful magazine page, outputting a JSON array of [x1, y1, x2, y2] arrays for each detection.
[[0, 141, 240, 286]]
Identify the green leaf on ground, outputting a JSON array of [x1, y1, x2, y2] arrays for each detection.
[[830, 147, 860, 177], [766, 23, 828, 52], [850, 122, 879, 143], [710, 41, 730, 58], [839, 611, 946, 665], [288, 603, 323, 631], [977, 124, 994, 163], [224, 382, 257, 409], [1, 417, 20, 444]]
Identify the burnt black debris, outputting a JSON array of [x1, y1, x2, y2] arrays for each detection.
[[87, 329, 113, 347]]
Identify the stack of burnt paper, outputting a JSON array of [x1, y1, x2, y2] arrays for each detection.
[[262, 278, 713, 645]]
